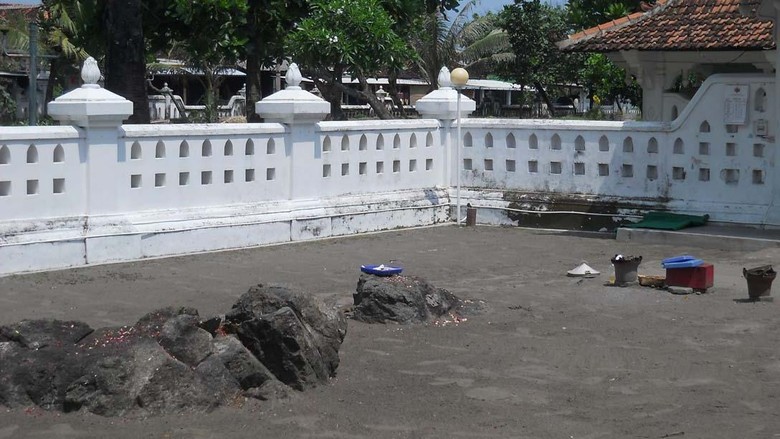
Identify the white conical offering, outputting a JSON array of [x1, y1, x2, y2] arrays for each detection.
[[567, 262, 600, 277]]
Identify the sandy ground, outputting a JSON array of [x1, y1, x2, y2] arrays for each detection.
[[1, 225, 779, 439]]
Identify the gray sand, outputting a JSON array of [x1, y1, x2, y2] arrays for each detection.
[[1, 226, 778, 438]]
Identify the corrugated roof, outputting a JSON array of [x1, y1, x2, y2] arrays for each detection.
[[558, 0, 774, 52]]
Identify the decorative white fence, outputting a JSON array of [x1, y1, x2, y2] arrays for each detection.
[[0, 72, 776, 275], [458, 74, 775, 224]]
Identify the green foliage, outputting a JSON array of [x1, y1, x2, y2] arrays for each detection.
[[287, 0, 409, 75], [567, 0, 649, 30], [286, 0, 415, 119], [408, 0, 478, 90], [156, 0, 249, 66], [500, 0, 582, 89], [143, 0, 252, 122], [425, 0, 461, 13], [0, 8, 31, 54], [579, 53, 640, 105], [241, 0, 309, 65], [39, 0, 100, 61], [459, 13, 514, 78], [0, 80, 18, 124], [669, 70, 704, 98]]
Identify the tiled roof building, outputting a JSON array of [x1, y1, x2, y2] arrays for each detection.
[[555, 0, 777, 121], [558, 0, 775, 52]]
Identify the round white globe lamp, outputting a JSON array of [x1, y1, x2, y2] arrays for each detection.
[[451, 68, 469, 88]]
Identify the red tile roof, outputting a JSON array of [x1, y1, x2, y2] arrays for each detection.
[[558, 0, 775, 52], [0, 4, 38, 22]]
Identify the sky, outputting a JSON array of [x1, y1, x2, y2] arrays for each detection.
[[463, 0, 568, 15], [473, 0, 515, 14]]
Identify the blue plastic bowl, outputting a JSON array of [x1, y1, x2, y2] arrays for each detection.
[[360, 264, 403, 276]]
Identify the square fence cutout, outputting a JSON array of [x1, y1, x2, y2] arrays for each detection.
[[53, 178, 65, 194], [646, 165, 658, 180], [26, 180, 38, 195]]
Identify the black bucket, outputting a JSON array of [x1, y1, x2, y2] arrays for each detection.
[[744, 265, 776, 299], [612, 255, 642, 286]]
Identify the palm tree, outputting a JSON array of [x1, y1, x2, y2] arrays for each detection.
[[459, 13, 514, 78], [39, 0, 99, 109], [410, 0, 478, 91]]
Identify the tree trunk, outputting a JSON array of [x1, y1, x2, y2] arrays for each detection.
[[534, 81, 555, 118], [245, 54, 262, 122], [44, 56, 61, 117], [104, 0, 149, 124], [426, 12, 440, 93], [244, 0, 261, 122], [355, 74, 392, 119], [317, 80, 344, 121], [386, 70, 406, 118]]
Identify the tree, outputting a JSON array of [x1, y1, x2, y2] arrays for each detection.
[[376, 0, 426, 115], [0, 8, 29, 124], [566, 0, 650, 116], [144, 0, 249, 122], [501, 0, 582, 116], [459, 12, 514, 79], [242, 0, 309, 121], [409, 0, 477, 92], [286, 0, 410, 120], [104, 0, 148, 123], [568, 0, 649, 29], [39, 0, 102, 109], [578, 53, 640, 112]]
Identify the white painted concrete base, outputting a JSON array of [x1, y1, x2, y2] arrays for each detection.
[[0, 188, 449, 277], [0, 239, 86, 275]]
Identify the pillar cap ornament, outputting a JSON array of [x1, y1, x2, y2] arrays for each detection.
[[256, 61, 330, 125], [48, 57, 133, 127]]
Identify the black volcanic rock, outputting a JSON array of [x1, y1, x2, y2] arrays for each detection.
[[353, 274, 477, 324], [0, 284, 347, 416]]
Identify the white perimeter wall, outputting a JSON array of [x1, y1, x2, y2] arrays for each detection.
[[0, 74, 775, 275]]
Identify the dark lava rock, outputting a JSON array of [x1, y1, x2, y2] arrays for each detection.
[[198, 316, 223, 336], [64, 327, 217, 416], [0, 319, 93, 349], [0, 320, 93, 410], [211, 335, 277, 390], [226, 284, 347, 391], [353, 274, 473, 324], [158, 314, 214, 367], [0, 284, 346, 417]]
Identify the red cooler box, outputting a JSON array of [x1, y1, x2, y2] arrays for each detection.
[[665, 263, 714, 290]]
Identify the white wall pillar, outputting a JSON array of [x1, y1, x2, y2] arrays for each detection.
[[415, 67, 476, 189], [47, 57, 133, 215], [639, 64, 666, 121], [256, 63, 330, 200]]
